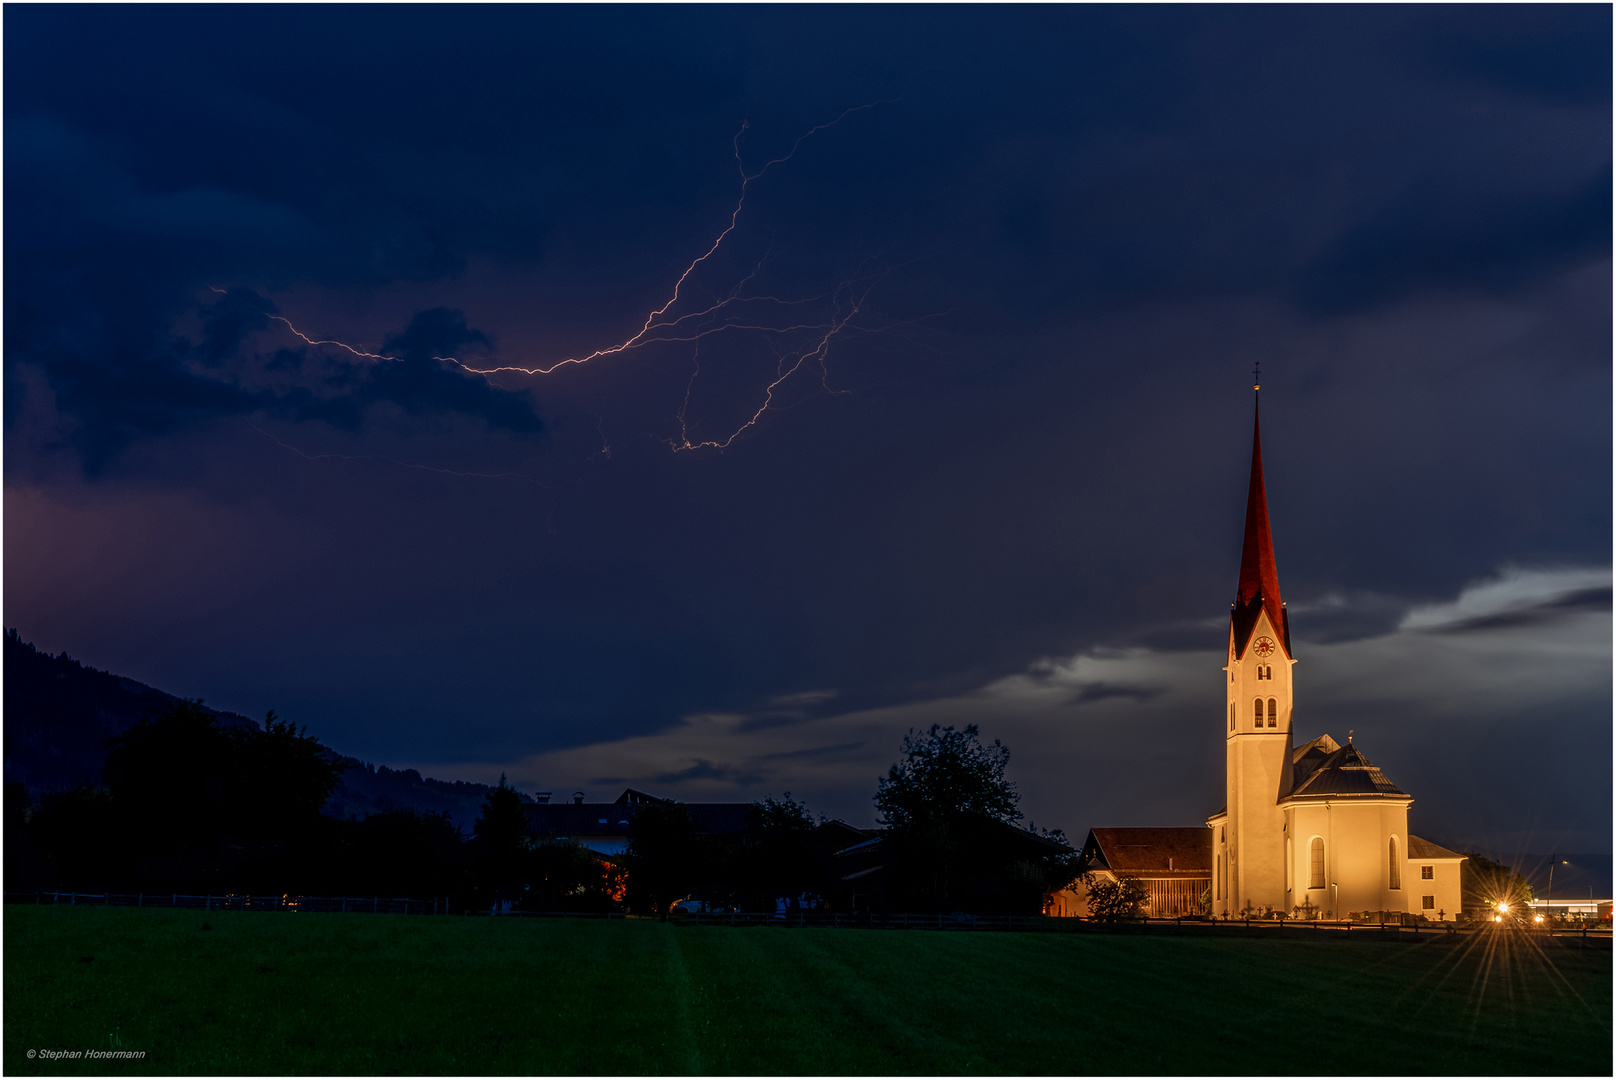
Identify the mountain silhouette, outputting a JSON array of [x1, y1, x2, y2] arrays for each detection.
[[4, 629, 522, 830]]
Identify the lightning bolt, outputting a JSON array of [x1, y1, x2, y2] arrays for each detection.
[[228, 104, 895, 453]]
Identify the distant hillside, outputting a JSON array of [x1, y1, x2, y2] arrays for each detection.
[[3, 630, 261, 794], [3, 630, 521, 832], [322, 759, 528, 832]]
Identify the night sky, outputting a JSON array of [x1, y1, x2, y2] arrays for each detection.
[[6, 6, 1610, 852]]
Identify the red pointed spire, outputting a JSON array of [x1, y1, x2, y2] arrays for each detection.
[[1233, 399, 1288, 655]]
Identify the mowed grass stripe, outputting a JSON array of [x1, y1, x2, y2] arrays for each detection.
[[672, 926, 1609, 1074], [6, 907, 1610, 1075]]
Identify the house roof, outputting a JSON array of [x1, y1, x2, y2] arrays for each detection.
[[1288, 740, 1408, 799], [524, 803, 636, 836], [1407, 835, 1466, 861], [1084, 827, 1212, 876], [1231, 400, 1291, 659], [813, 819, 874, 847], [524, 790, 755, 838]]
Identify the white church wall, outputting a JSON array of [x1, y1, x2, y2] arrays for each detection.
[[1287, 799, 1411, 918]]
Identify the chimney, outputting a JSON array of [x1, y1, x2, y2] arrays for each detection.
[[572, 791, 586, 805], [535, 792, 551, 805]]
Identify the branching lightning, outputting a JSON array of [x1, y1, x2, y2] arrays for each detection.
[[234, 103, 896, 456]]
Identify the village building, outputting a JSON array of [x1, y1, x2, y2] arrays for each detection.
[[1047, 828, 1211, 918], [523, 788, 753, 855]]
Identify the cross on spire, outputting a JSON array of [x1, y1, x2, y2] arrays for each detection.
[[1252, 360, 1261, 392]]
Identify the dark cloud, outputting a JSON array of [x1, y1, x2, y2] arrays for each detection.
[[646, 759, 766, 787], [365, 309, 541, 434], [15, 291, 542, 474], [197, 287, 278, 366], [1292, 167, 1613, 314], [46, 337, 271, 475], [1422, 585, 1613, 635], [1423, 6, 1613, 105], [1063, 683, 1165, 706], [758, 741, 868, 763]]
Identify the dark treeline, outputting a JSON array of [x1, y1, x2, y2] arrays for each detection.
[[7, 704, 1080, 916], [7, 702, 492, 903]]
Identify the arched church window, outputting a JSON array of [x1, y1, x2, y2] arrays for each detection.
[[1254, 699, 1263, 728], [1229, 703, 1235, 731], [1389, 837, 1401, 889], [1267, 699, 1277, 727], [1309, 838, 1324, 889]]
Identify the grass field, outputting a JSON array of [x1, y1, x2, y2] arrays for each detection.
[[5, 907, 1610, 1075]]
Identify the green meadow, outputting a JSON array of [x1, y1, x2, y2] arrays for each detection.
[[5, 906, 1609, 1075]]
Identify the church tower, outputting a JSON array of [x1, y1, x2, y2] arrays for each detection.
[[1208, 395, 1294, 916]]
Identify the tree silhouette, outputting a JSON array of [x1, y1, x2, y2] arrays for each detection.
[[472, 773, 529, 906], [876, 724, 1020, 830], [876, 724, 1025, 911], [623, 801, 697, 917], [1082, 872, 1147, 921], [740, 792, 821, 910], [97, 701, 342, 889]]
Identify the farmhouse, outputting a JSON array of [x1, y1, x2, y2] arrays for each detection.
[[1061, 827, 1212, 918], [523, 788, 753, 855]]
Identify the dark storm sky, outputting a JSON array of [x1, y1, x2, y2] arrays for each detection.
[[6, 6, 1610, 851]]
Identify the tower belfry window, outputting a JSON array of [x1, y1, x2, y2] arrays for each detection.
[[1267, 698, 1277, 727], [1253, 699, 1263, 728], [1229, 703, 1235, 732]]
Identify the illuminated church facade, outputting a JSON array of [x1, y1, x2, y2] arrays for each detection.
[[1207, 399, 1465, 921]]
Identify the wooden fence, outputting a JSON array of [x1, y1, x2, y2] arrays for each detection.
[[8, 891, 446, 914], [7, 893, 1608, 944]]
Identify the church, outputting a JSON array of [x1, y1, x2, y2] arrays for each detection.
[[1064, 394, 1466, 921], [1208, 394, 1465, 921]]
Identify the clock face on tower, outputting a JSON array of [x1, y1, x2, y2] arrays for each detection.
[[1252, 636, 1276, 658]]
